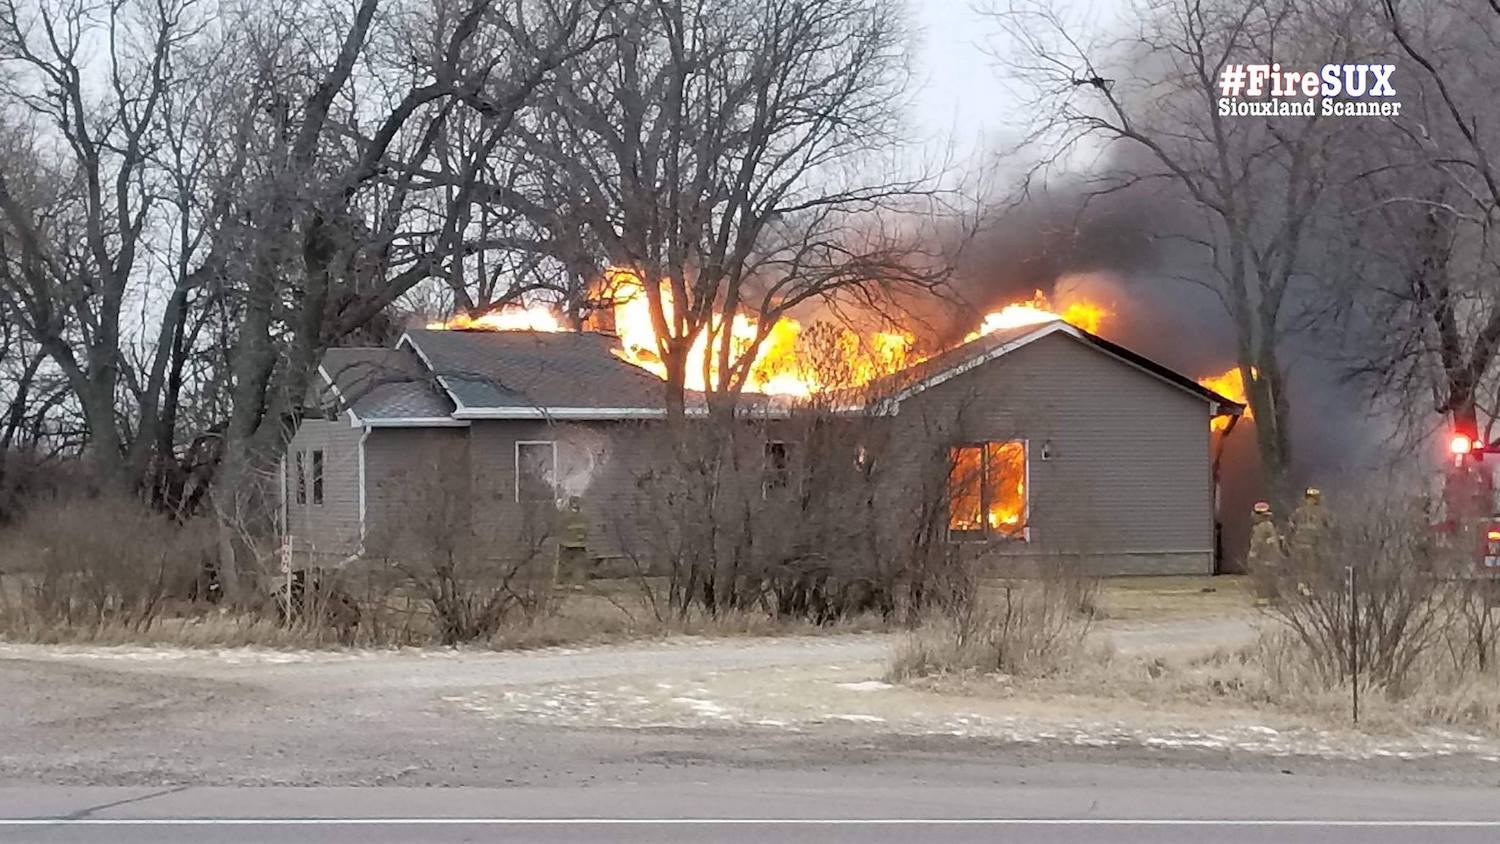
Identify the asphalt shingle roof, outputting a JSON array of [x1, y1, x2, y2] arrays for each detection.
[[320, 347, 455, 420], [318, 320, 1241, 424], [401, 328, 671, 412]]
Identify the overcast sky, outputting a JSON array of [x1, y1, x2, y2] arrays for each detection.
[[909, 2, 1013, 155]]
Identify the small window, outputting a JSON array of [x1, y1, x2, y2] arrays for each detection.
[[312, 450, 324, 505], [516, 441, 558, 503], [764, 441, 792, 497], [948, 441, 1027, 540], [295, 451, 307, 504]]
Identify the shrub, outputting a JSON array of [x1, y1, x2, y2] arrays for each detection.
[[0, 493, 212, 633], [1255, 490, 1464, 694], [888, 571, 1096, 680]]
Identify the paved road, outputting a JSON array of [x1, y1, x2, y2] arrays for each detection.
[[1, 771, 1497, 842], [3, 819, 1497, 843]]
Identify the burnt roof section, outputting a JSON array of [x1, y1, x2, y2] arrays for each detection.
[[320, 347, 456, 421], [874, 321, 1245, 413], [400, 328, 674, 415]]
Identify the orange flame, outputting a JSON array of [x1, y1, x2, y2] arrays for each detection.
[[1198, 366, 1254, 432], [427, 305, 564, 332], [949, 442, 1027, 535], [603, 269, 824, 395], [426, 277, 1114, 398], [965, 290, 1111, 341]]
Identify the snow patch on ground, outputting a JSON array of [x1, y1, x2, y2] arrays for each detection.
[[439, 663, 1500, 765], [672, 697, 734, 719], [836, 681, 893, 691]]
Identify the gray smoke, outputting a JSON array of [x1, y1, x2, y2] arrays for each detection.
[[945, 175, 1388, 566]]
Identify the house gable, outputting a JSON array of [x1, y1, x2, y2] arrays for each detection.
[[883, 321, 1239, 418], [893, 329, 1217, 574]]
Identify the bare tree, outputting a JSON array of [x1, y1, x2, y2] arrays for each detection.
[[476, 0, 952, 418], [986, 0, 1363, 511], [0, 0, 206, 487], [201, 0, 609, 599], [1338, 1, 1500, 480]]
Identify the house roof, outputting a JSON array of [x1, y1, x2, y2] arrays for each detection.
[[319, 347, 458, 424], [871, 320, 1246, 415], [398, 328, 676, 419], [317, 319, 1242, 427]]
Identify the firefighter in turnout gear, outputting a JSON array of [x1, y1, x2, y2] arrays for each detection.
[[556, 496, 590, 585], [1287, 487, 1330, 564], [1247, 501, 1285, 603]]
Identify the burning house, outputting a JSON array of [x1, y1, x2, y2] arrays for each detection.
[[283, 285, 1244, 579]]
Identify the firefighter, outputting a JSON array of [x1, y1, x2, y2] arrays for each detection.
[[1287, 487, 1330, 564], [1247, 501, 1285, 603], [556, 496, 591, 585]]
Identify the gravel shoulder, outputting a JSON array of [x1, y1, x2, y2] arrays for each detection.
[[7, 614, 1498, 789]]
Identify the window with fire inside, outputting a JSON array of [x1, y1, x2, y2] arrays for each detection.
[[947, 441, 1028, 541]]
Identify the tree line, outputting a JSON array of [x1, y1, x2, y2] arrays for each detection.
[[1, 0, 1498, 598]]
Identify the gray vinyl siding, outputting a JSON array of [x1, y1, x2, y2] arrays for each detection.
[[894, 331, 1214, 575], [463, 420, 660, 561], [361, 427, 472, 560], [316, 420, 658, 568], [292, 330, 1215, 577], [284, 417, 364, 561]]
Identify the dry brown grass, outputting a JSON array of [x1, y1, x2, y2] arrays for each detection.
[[897, 627, 1500, 736], [0, 578, 891, 651], [1163, 632, 1500, 734], [889, 576, 1095, 681], [488, 581, 889, 649], [2, 609, 357, 648], [1091, 575, 1254, 621]]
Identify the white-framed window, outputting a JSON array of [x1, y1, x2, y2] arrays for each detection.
[[948, 440, 1029, 542], [515, 441, 558, 503]]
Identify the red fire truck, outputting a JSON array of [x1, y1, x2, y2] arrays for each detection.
[[1444, 431, 1500, 577]]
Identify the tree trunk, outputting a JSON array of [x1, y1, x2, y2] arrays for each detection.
[[1246, 355, 1294, 518]]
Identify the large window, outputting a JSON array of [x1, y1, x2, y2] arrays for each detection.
[[948, 441, 1028, 540], [516, 441, 558, 503]]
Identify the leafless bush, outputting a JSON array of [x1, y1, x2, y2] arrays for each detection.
[[269, 568, 364, 644], [0, 493, 212, 633], [617, 397, 983, 625], [365, 446, 557, 645], [1447, 580, 1500, 674], [888, 567, 1097, 680], [1253, 490, 1461, 693]]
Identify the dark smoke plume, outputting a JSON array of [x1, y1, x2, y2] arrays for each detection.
[[948, 174, 1387, 567]]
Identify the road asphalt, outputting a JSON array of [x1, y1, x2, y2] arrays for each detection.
[[3, 766, 1500, 842]]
